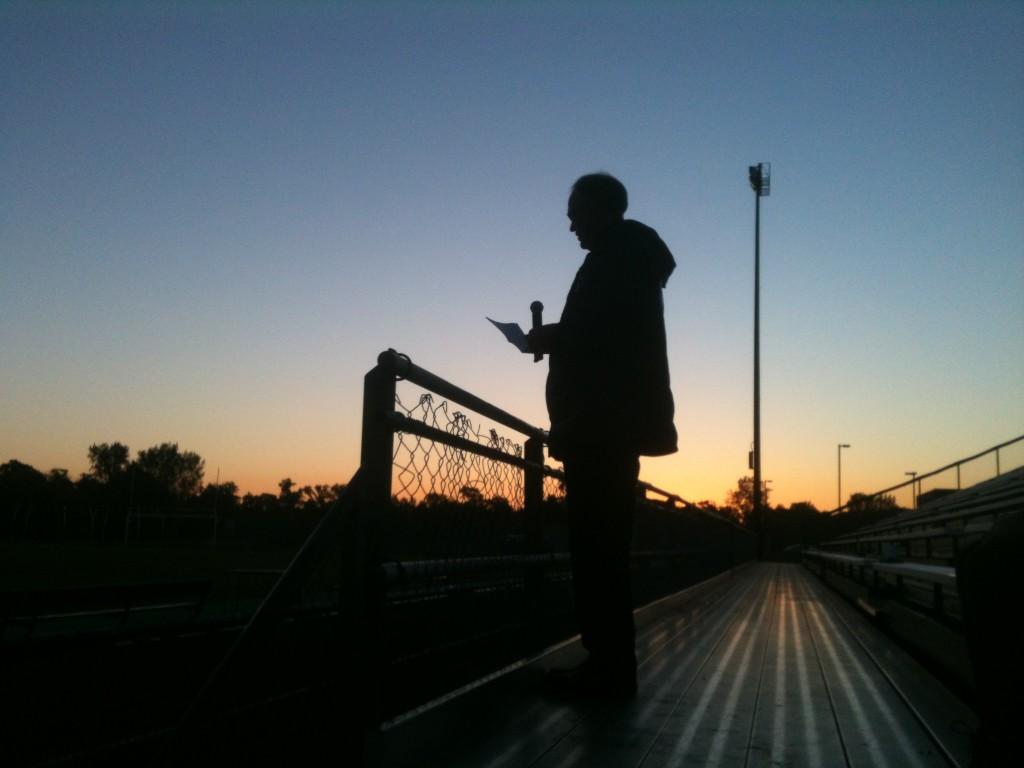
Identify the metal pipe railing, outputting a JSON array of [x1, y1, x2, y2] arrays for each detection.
[[170, 349, 754, 758], [384, 410, 560, 478], [174, 469, 364, 748], [828, 434, 1023, 515], [377, 348, 548, 442], [821, 471, 1023, 553], [639, 480, 753, 535], [372, 349, 755, 551]]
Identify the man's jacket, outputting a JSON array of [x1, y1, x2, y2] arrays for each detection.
[[544, 219, 678, 460]]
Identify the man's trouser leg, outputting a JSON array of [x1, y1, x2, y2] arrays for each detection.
[[565, 451, 640, 677]]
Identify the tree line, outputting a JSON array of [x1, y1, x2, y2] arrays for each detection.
[[715, 475, 903, 558], [1, 443, 902, 556], [0, 442, 347, 545]]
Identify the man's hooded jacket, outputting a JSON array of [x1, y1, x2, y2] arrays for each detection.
[[545, 219, 678, 460]]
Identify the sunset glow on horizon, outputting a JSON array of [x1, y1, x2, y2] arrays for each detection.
[[3, 2, 1022, 512]]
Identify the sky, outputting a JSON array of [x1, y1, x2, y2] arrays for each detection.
[[2, 0, 1022, 511]]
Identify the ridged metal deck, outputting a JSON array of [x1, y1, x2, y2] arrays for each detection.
[[381, 563, 975, 768]]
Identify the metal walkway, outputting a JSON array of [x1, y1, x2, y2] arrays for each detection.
[[381, 563, 976, 768]]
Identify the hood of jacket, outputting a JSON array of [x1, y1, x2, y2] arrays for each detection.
[[598, 219, 676, 288]]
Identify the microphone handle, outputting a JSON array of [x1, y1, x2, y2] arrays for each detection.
[[530, 301, 544, 362]]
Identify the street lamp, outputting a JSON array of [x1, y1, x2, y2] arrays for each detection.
[[749, 163, 770, 556], [838, 443, 851, 511], [906, 471, 918, 509]]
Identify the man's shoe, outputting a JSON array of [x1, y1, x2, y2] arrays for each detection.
[[545, 657, 594, 680], [544, 659, 637, 698]]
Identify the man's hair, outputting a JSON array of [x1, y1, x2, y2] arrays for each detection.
[[571, 173, 628, 218]]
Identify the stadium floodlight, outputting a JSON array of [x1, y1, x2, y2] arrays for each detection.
[[749, 163, 771, 196], [749, 162, 771, 555]]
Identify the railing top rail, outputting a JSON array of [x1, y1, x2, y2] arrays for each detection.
[[385, 411, 562, 477], [378, 348, 548, 442], [639, 481, 754, 535], [377, 349, 750, 536], [825, 470, 1024, 544], [827, 433, 1024, 515]]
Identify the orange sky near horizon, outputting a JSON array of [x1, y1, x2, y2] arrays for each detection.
[[8, 363, 1023, 515], [2, 4, 1022, 515]]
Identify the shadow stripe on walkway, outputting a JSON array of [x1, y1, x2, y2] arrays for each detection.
[[380, 563, 974, 768]]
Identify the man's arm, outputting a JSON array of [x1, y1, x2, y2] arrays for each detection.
[[526, 323, 561, 355]]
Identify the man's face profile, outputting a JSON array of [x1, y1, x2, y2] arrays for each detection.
[[567, 193, 606, 252]]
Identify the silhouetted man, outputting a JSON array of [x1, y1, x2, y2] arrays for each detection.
[[529, 173, 677, 695]]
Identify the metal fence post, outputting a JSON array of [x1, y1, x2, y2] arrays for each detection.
[[522, 436, 545, 645], [355, 361, 396, 759], [523, 437, 545, 552], [361, 362, 397, 510]]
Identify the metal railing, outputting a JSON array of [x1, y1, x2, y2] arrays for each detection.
[[828, 434, 1024, 515], [804, 456, 1023, 699], [819, 436, 1024, 563], [805, 438, 1024, 632], [362, 349, 756, 715], [161, 348, 758, 762]]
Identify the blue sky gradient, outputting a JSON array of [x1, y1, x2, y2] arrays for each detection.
[[3, 1, 1022, 509]]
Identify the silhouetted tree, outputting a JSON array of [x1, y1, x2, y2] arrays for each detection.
[[760, 501, 829, 556], [0, 460, 49, 535], [241, 492, 278, 514], [300, 483, 344, 511], [278, 477, 301, 510], [46, 468, 75, 518], [711, 503, 743, 526], [486, 495, 514, 515], [422, 493, 449, 509], [134, 443, 204, 499], [837, 492, 903, 533], [459, 486, 484, 505], [198, 481, 239, 512], [844, 492, 899, 515], [87, 442, 130, 483], [725, 476, 770, 525]]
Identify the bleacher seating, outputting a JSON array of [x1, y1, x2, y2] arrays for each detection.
[[803, 466, 1024, 693], [0, 579, 211, 641], [817, 466, 1024, 565]]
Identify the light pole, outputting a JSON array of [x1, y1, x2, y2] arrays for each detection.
[[906, 471, 918, 509], [749, 163, 770, 556], [838, 443, 850, 511]]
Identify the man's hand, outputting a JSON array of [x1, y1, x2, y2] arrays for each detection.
[[527, 323, 560, 355]]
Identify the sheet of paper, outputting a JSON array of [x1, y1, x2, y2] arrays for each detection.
[[487, 317, 529, 353]]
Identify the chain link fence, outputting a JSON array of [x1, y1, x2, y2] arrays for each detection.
[[392, 388, 533, 510]]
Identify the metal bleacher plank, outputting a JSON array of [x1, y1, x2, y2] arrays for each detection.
[[806, 550, 957, 587], [745, 566, 848, 768], [795, 568, 957, 768], [802, 565, 977, 768], [381, 563, 974, 767], [379, 567, 750, 767], [527, 567, 764, 767], [633, 565, 782, 767], [872, 562, 957, 587]]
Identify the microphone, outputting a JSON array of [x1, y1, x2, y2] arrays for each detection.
[[530, 301, 544, 362]]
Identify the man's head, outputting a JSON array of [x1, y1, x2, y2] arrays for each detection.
[[568, 173, 628, 251]]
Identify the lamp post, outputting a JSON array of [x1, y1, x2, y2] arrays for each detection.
[[906, 471, 918, 509], [838, 443, 850, 511], [749, 163, 770, 556]]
